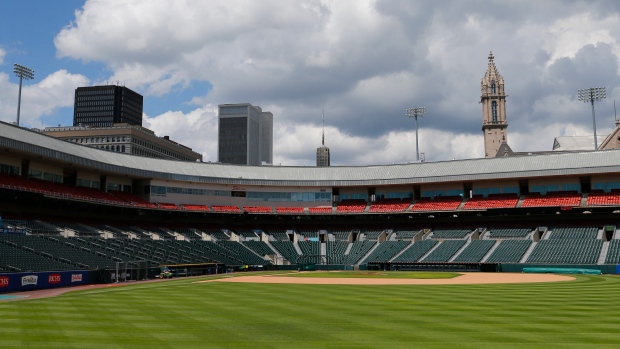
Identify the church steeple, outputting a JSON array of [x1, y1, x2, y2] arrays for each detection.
[[481, 51, 508, 157]]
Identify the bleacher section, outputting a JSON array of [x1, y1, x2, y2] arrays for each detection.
[[392, 240, 437, 262], [587, 190, 620, 206], [211, 205, 242, 213], [336, 200, 367, 213], [242, 206, 273, 213], [604, 239, 620, 264], [392, 229, 422, 241], [430, 229, 471, 239], [410, 196, 462, 211], [326, 241, 349, 264], [275, 207, 305, 214], [270, 241, 301, 263], [362, 241, 409, 263], [298, 241, 320, 256], [452, 240, 496, 262], [549, 226, 598, 239], [308, 207, 332, 214], [422, 240, 467, 262], [526, 239, 602, 264], [342, 241, 376, 265], [487, 228, 531, 239], [521, 191, 582, 208], [180, 204, 210, 212], [485, 240, 532, 263], [368, 199, 410, 213], [244, 241, 276, 256], [462, 194, 519, 210]]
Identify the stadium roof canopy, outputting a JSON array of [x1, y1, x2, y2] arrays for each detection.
[[1, 121, 619, 187]]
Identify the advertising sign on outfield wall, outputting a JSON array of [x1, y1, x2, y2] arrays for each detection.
[[0, 270, 89, 293]]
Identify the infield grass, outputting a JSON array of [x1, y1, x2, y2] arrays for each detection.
[[283, 271, 460, 279], [2, 272, 620, 348]]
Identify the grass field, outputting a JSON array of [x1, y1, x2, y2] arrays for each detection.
[[282, 271, 461, 279], [2, 272, 620, 348]]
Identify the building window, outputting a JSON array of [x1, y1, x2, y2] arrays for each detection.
[[492, 101, 498, 122], [491, 83, 496, 94]]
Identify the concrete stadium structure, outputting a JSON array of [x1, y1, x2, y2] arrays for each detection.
[[2, 120, 620, 283]]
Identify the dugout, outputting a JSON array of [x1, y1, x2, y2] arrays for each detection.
[[368, 262, 500, 272], [160, 262, 226, 277]]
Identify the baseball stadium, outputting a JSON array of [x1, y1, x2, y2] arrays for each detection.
[[1, 118, 620, 347]]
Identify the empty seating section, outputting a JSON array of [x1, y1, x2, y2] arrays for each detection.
[[46, 221, 102, 237], [422, 240, 467, 262], [211, 205, 242, 213], [243, 206, 273, 213], [308, 207, 332, 214], [526, 239, 602, 264], [298, 229, 319, 239], [203, 229, 229, 240], [331, 230, 351, 241], [270, 241, 300, 263], [411, 196, 462, 211], [342, 241, 376, 265], [550, 226, 598, 239], [156, 202, 180, 210], [488, 228, 530, 238], [267, 230, 290, 241], [3, 219, 61, 235], [363, 229, 384, 240], [298, 241, 320, 256], [232, 229, 258, 238], [431, 229, 470, 239], [393, 229, 421, 241], [521, 191, 582, 208], [275, 207, 305, 214], [326, 241, 349, 264], [485, 240, 532, 263], [587, 190, 620, 206], [363, 241, 409, 263], [217, 241, 267, 265], [462, 194, 519, 210], [108, 190, 158, 208], [452, 240, 496, 262], [336, 200, 367, 213], [392, 240, 437, 262], [605, 240, 620, 264], [244, 241, 276, 256], [369, 199, 410, 213], [180, 204, 210, 211]]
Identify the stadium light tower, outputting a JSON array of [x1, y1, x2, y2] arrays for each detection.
[[405, 107, 427, 162], [13, 63, 35, 126], [578, 87, 606, 150]]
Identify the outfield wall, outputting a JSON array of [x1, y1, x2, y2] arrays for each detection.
[[0, 270, 90, 293], [499, 264, 620, 274]]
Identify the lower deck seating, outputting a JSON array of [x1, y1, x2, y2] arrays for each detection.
[[605, 240, 620, 264], [526, 239, 602, 264], [326, 241, 349, 264], [485, 240, 532, 263], [421, 240, 467, 262], [362, 241, 409, 263], [452, 240, 496, 262], [487, 228, 531, 238], [392, 240, 437, 262], [270, 241, 300, 263], [342, 241, 376, 265]]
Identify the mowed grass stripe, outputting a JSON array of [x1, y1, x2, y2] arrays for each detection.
[[1, 275, 620, 348]]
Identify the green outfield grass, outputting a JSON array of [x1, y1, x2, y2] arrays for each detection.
[[283, 271, 460, 279], [2, 273, 620, 348]]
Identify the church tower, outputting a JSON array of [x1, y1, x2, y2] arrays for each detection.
[[481, 52, 508, 157]]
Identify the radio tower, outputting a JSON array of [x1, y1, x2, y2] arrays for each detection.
[[316, 109, 331, 167]]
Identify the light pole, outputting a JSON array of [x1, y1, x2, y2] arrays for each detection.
[[578, 87, 606, 150], [406, 107, 427, 162], [13, 63, 35, 126]]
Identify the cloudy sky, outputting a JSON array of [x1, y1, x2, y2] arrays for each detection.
[[1, 0, 620, 165]]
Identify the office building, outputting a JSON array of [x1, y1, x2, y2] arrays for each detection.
[[42, 123, 202, 162], [73, 85, 143, 127], [218, 103, 273, 165]]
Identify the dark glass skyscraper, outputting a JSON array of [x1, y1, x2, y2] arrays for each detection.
[[218, 103, 273, 166], [73, 85, 143, 127]]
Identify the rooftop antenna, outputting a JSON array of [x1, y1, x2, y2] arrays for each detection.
[[321, 108, 325, 146]]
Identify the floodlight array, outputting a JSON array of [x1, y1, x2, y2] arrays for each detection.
[[578, 87, 606, 102], [13, 64, 34, 80], [406, 107, 427, 118]]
